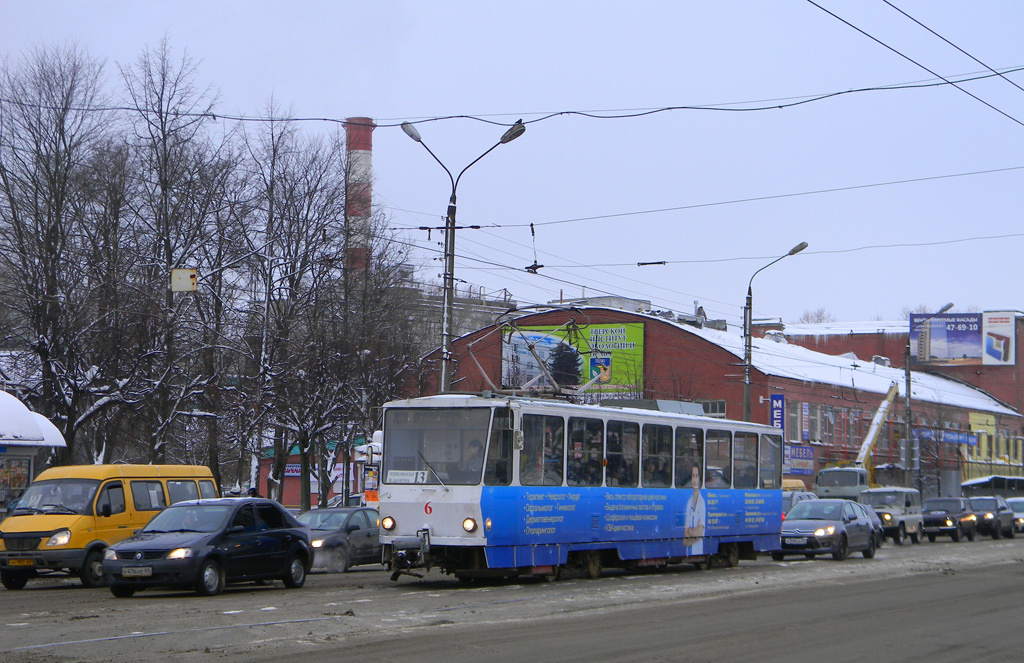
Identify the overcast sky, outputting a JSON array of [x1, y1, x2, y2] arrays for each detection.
[[5, 1, 1024, 330]]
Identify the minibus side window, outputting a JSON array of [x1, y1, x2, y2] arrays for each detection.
[[131, 480, 167, 511], [96, 482, 126, 516], [167, 480, 200, 504], [199, 480, 217, 498]]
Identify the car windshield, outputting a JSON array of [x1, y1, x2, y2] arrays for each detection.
[[297, 509, 352, 530], [12, 478, 100, 516], [787, 501, 842, 521], [1006, 498, 1024, 511], [143, 504, 232, 533], [817, 470, 859, 487], [970, 498, 998, 511], [924, 499, 961, 512], [860, 492, 900, 507]]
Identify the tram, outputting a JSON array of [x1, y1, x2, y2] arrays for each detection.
[[377, 394, 783, 581]]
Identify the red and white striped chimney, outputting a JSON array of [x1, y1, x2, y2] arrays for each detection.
[[345, 117, 375, 273]]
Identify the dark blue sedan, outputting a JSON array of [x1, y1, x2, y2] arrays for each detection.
[[102, 498, 311, 597], [773, 498, 876, 561]]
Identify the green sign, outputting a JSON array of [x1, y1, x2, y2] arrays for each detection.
[[501, 323, 645, 394]]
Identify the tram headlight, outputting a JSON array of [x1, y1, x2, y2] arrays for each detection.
[[462, 518, 478, 533], [485, 518, 492, 532], [381, 516, 396, 531]]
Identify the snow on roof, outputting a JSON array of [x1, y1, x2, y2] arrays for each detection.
[[674, 320, 1017, 417], [31, 412, 67, 448], [0, 390, 66, 447], [781, 321, 909, 336]]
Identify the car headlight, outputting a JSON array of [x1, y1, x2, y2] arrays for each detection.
[[882, 513, 892, 522], [312, 539, 324, 548], [381, 516, 396, 531], [462, 518, 478, 533], [814, 526, 836, 537], [167, 548, 194, 560], [984, 512, 994, 520], [104, 548, 119, 561], [46, 530, 71, 547], [945, 519, 953, 527]]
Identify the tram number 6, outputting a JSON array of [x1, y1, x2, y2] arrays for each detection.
[[424, 502, 432, 515]]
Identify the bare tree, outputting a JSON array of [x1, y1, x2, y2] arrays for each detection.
[[120, 38, 223, 464], [798, 307, 836, 324], [0, 44, 134, 462]]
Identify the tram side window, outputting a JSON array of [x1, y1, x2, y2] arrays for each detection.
[[521, 415, 564, 486], [567, 417, 604, 487], [705, 430, 732, 488], [733, 432, 758, 489], [675, 427, 704, 488], [485, 409, 513, 486], [641, 424, 672, 488], [760, 433, 783, 489], [606, 420, 639, 487]]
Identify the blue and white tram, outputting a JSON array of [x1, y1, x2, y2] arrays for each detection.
[[378, 394, 783, 581]]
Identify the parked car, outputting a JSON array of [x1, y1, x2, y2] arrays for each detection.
[[772, 498, 876, 561], [102, 498, 311, 597], [853, 501, 885, 549], [782, 490, 818, 520], [969, 496, 1016, 539], [296, 507, 381, 572], [922, 497, 977, 542], [1006, 497, 1024, 533], [858, 487, 924, 545]]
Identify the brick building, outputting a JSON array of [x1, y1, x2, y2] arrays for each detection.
[[410, 307, 1022, 496]]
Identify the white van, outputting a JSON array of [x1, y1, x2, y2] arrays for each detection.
[[857, 486, 923, 545]]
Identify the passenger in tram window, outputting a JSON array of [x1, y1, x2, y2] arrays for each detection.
[[465, 439, 484, 474], [683, 464, 706, 553], [643, 459, 658, 485]]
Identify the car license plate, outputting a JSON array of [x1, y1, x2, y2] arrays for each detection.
[[9, 558, 34, 566], [121, 566, 152, 577], [785, 537, 807, 545]]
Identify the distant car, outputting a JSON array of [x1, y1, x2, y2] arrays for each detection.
[[1006, 497, 1024, 533], [969, 496, 1016, 539], [772, 498, 876, 561], [858, 487, 924, 545], [922, 497, 977, 542], [296, 507, 381, 572], [102, 498, 311, 597], [782, 490, 818, 519], [853, 501, 885, 549]]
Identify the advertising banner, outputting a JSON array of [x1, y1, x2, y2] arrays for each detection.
[[910, 311, 1016, 367], [502, 323, 645, 394], [787, 445, 815, 476]]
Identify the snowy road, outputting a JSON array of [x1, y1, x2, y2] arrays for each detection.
[[2, 535, 1022, 663]]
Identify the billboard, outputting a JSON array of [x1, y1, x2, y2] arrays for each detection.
[[501, 323, 644, 394], [909, 311, 1016, 367]]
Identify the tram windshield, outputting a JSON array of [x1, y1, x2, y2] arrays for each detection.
[[382, 407, 492, 486]]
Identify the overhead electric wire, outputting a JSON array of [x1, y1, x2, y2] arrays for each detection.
[[881, 0, 1024, 97], [807, 0, 1024, 130], [382, 163, 1024, 232]]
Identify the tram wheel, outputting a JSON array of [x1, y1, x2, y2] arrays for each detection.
[[585, 552, 601, 580]]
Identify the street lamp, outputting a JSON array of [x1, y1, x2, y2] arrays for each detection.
[[905, 302, 954, 494], [743, 241, 808, 422], [401, 120, 525, 393]]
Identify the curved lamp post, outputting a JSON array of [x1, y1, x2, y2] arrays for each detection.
[[905, 302, 954, 493], [402, 120, 525, 393], [743, 241, 808, 422]]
